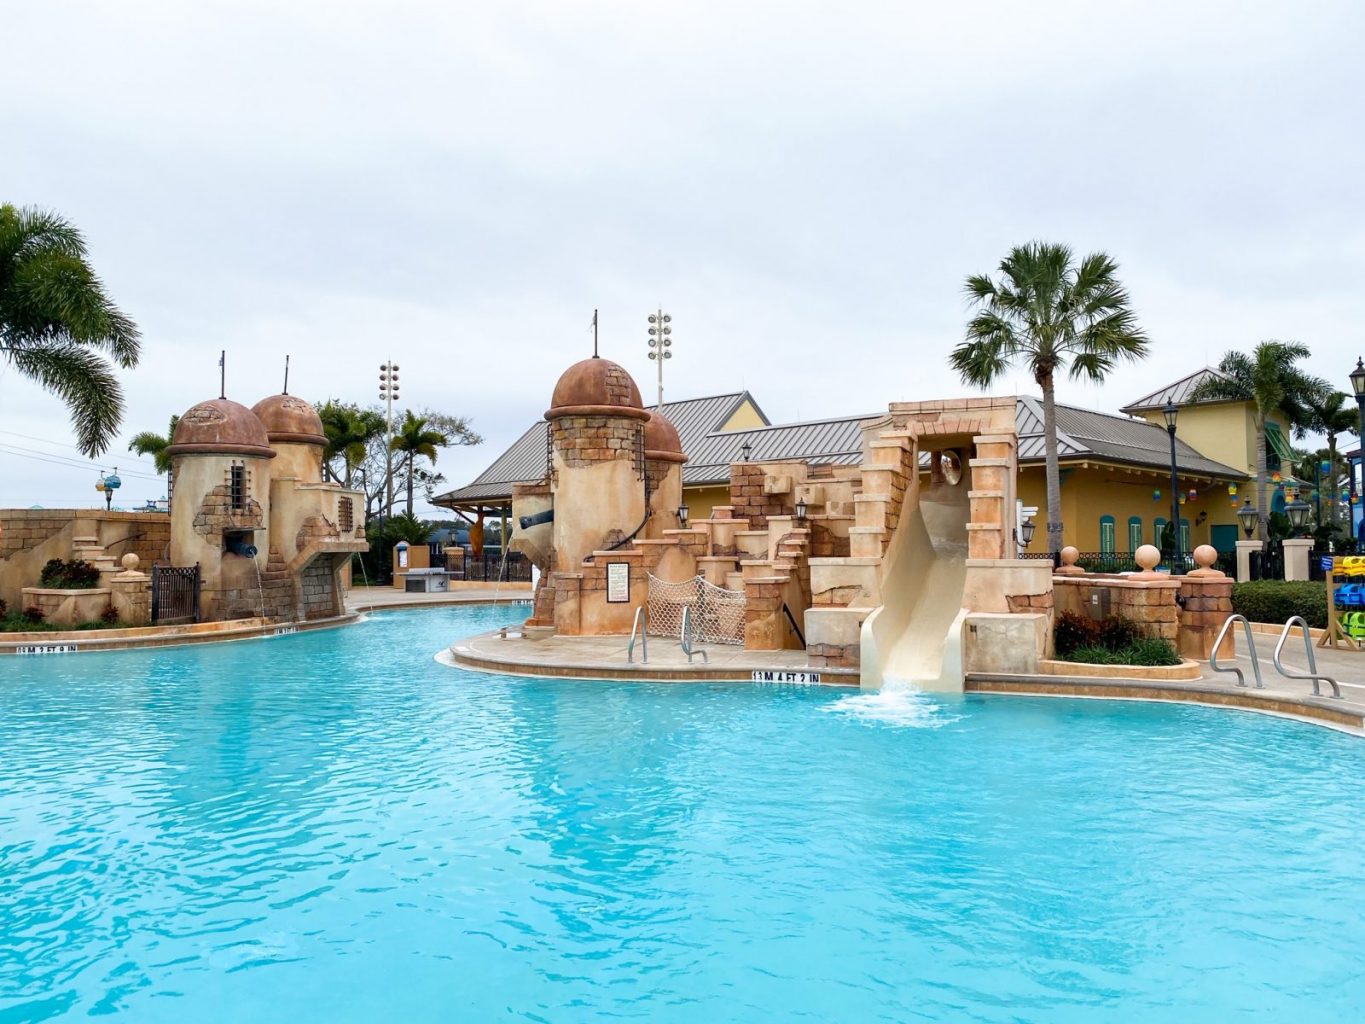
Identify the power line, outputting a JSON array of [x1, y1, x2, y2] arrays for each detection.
[[0, 428, 161, 470], [0, 443, 164, 480]]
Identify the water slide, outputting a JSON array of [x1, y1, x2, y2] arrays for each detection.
[[859, 470, 970, 692]]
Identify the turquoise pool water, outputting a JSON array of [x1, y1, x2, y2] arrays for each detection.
[[3, 604, 1365, 1022]]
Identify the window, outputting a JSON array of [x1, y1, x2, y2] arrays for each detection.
[[1180, 517, 1191, 553], [1154, 517, 1167, 546], [1099, 515, 1116, 554], [1127, 516, 1143, 552], [229, 464, 247, 511], [338, 496, 354, 533]]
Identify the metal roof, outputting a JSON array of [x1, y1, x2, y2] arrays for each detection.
[[436, 392, 1247, 510], [1016, 396, 1245, 479], [682, 414, 880, 485], [432, 391, 767, 508], [1120, 368, 1235, 413]]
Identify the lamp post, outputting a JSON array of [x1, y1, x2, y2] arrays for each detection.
[[1284, 498, 1311, 538], [379, 360, 400, 520], [1237, 498, 1258, 539], [1350, 359, 1365, 544], [676, 503, 689, 528], [647, 310, 672, 410], [1163, 402, 1182, 570]]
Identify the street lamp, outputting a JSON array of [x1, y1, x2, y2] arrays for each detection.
[[795, 496, 808, 523], [1350, 358, 1365, 542], [676, 503, 689, 527], [1014, 516, 1037, 550], [1237, 497, 1259, 539], [740, 439, 752, 462], [1163, 402, 1182, 569], [1285, 498, 1311, 537], [379, 361, 400, 519]]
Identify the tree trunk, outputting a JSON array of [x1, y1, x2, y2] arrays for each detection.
[[1254, 413, 1268, 541], [406, 452, 415, 515], [1039, 372, 1064, 555]]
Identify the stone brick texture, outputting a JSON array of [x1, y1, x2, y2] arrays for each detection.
[[807, 643, 860, 669], [295, 513, 340, 554], [194, 485, 264, 540], [552, 415, 644, 472]]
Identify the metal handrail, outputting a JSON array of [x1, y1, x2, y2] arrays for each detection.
[[1273, 616, 1341, 698], [1210, 614, 1263, 688], [681, 605, 708, 664], [628, 605, 648, 664]]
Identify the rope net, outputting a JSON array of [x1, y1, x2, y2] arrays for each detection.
[[647, 574, 746, 646]]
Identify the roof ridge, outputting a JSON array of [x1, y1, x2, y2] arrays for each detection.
[[704, 411, 882, 437], [1016, 395, 1084, 452], [1120, 366, 1230, 409]]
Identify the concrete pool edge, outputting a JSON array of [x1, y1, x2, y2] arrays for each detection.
[[0, 612, 360, 655], [966, 674, 1365, 734]]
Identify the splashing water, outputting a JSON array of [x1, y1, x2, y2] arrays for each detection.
[[821, 684, 962, 728]]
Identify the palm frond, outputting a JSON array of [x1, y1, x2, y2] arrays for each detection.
[[7, 343, 123, 456]]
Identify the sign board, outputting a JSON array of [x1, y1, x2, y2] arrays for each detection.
[[274, 625, 297, 636], [751, 670, 821, 685], [606, 562, 630, 603], [1321, 555, 1336, 572], [15, 644, 79, 656]]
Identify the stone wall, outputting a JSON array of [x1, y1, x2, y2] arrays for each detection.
[[729, 462, 805, 531], [300, 558, 342, 619], [1177, 575, 1234, 660], [551, 415, 644, 471], [1053, 575, 1180, 643]]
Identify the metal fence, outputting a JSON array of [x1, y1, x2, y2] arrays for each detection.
[[151, 563, 200, 624], [1020, 550, 1238, 576], [444, 548, 533, 582]]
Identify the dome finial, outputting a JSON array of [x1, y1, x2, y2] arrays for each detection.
[[592, 308, 599, 358]]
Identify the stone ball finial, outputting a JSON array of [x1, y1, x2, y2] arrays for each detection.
[[1055, 545, 1085, 576], [1135, 544, 1161, 572], [121, 552, 139, 571], [1187, 543, 1226, 578]]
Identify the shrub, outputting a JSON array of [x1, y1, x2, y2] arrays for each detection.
[[1097, 615, 1142, 651], [1067, 645, 1121, 665], [100, 606, 120, 625], [39, 558, 102, 589], [1230, 580, 1327, 629], [1121, 637, 1182, 666], [22, 606, 45, 624], [0, 598, 6, 617], [1054, 611, 1099, 657]]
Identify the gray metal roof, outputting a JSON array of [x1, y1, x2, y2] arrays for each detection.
[[682, 414, 880, 486], [436, 391, 1247, 510], [1016, 396, 1244, 479], [432, 391, 767, 508], [1120, 368, 1235, 413]]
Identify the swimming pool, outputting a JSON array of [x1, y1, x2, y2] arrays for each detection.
[[3, 604, 1364, 1022]]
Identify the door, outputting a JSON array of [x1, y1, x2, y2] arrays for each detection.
[[1210, 524, 1238, 553]]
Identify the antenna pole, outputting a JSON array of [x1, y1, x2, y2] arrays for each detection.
[[283, 354, 290, 395], [593, 309, 599, 358], [219, 350, 226, 399]]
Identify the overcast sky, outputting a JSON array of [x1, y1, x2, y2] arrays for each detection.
[[4, 0, 1363, 511]]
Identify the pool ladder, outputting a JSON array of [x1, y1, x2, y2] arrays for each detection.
[[628, 606, 647, 664], [1210, 614, 1341, 698]]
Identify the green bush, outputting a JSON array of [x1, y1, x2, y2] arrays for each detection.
[[1054, 611, 1099, 657], [1067, 645, 1121, 665], [1121, 637, 1183, 666], [1097, 615, 1142, 651], [1230, 580, 1327, 629], [38, 558, 101, 589]]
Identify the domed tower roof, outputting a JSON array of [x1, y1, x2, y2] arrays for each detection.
[[166, 398, 275, 459], [251, 394, 327, 447], [643, 410, 687, 464], [545, 357, 649, 421]]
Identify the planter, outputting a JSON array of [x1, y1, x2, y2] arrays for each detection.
[[19, 587, 112, 628], [1040, 657, 1202, 682]]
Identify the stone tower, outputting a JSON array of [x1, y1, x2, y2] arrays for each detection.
[[166, 398, 276, 620]]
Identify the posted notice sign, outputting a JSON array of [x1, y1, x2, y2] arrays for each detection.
[[15, 644, 79, 656], [606, 562, 630, 603], [751, 670, 821, 685]]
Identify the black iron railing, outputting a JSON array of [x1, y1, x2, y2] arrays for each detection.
[[445, 548, 533, 582], [1021, 550, 1237, 576], [151, 563, 201, 624]]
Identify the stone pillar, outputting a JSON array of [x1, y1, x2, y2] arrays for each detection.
[[1283, 538, 1314, 582], [1235, 539, 1262, 582], [109, 553, 152, 626], [1177, 576, 1234, 660]]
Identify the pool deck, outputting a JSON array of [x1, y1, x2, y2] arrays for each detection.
[[446, 626, 1365, 732], [347, 585, 533, 612]]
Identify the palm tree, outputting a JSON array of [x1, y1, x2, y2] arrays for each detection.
[[0, 204, 140, 456], [1304, 389, 1356, 537], [319, 401, 384, 488], [390, 411, 449, 515], [950, 242, 1148, 554], [128, 414, 180, 474], [1188, 341, 1325, 540]]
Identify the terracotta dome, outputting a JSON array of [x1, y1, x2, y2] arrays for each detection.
[[545, 357, 649, 421], [251, 394, 326, 447], [166, 398, 275, 459], [643, 410, 687, 464]]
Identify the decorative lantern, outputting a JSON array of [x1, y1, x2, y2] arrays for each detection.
[[1228, 483, 1238, 496], [1187, 487, 1198, 501], [1271, 470, 1282, 483], [1152, 488, 1161, 501], [1179, 494, 1187, 506]]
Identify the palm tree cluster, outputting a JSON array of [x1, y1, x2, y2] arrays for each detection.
[[0, 204, 140, 456], [954, 241, 1355, 551]]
